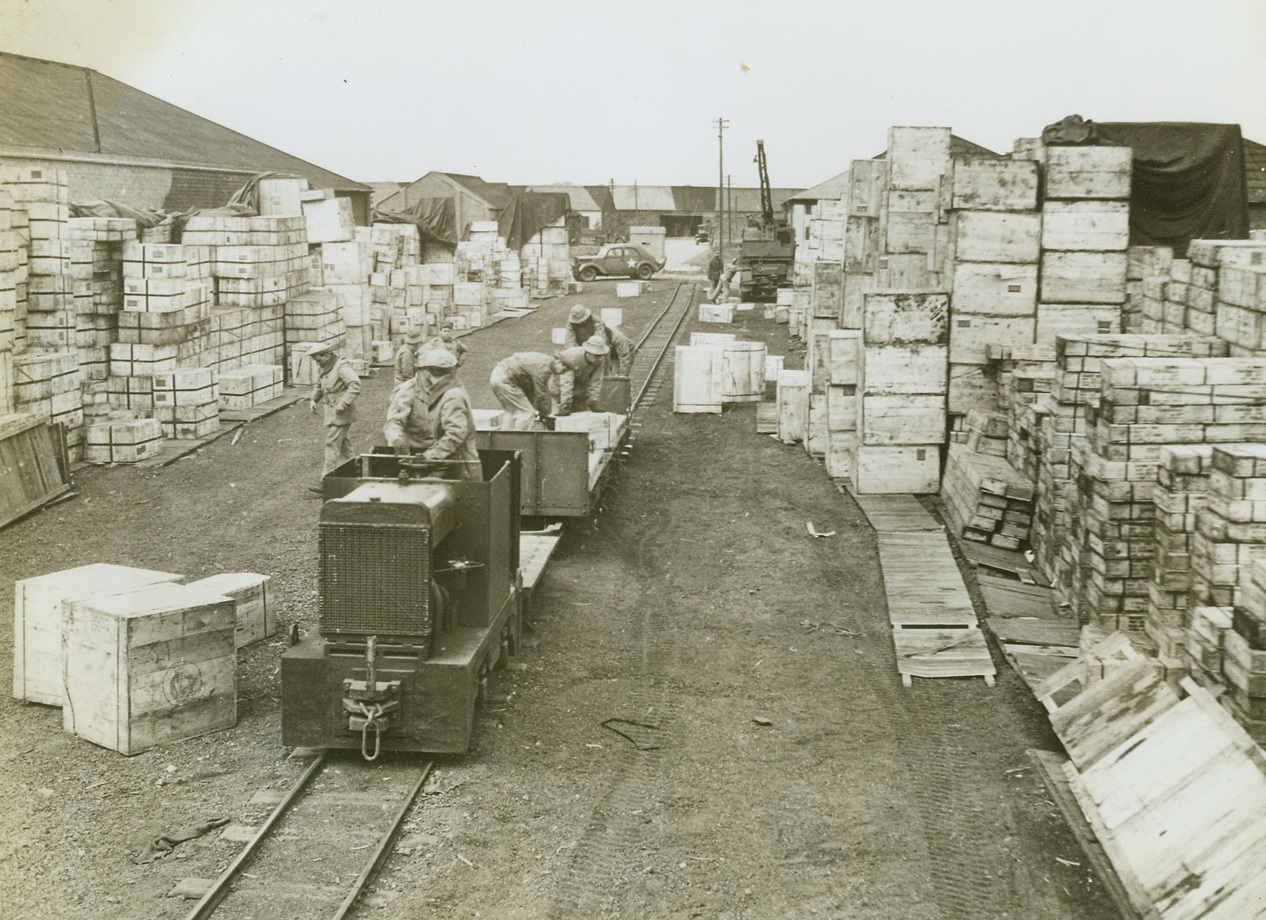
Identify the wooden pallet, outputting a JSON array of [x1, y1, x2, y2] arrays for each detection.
[[893, 627, 996, 687], [853, 493, 941, 534], [519, 532, 562, 618]]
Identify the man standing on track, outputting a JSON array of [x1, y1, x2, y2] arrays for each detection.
[[308, 343, 361, 491]]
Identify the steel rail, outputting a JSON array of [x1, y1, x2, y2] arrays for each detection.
[[630, 280, 697, 412], [184, 753, 434, 920]]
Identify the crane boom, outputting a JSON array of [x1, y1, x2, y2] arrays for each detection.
[[756, 139, 774, 228]]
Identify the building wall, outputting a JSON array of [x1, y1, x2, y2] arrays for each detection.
[[395, 174, 499, 238]]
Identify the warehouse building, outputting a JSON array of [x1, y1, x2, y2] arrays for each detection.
[[0, 51, 371, 220]]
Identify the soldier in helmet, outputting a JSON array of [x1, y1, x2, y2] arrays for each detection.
[[553, 334, 610, 415], [490, 351, 565, 430], [562, 304, 633, 374], [384, 348, 480, 481], [307, 342, 361, 490]]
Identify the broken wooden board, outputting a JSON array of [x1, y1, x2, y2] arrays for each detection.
[[991, 617, 1081, 647], [878, 532, 978, 628], [977, 574, 1060, 619], [853, 493, 942, 534], [1003, 644, 1080, 690], [958, 539, 1047, 586], [0, 413, 71, 530], [520, 533, 562, 618], [1026, 750, 1144, 920], [893, 627, 996, 687], [1046, 658, 1182, 771]]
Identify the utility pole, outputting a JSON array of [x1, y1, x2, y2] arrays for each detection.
[[726, 173, 733, 255], [713, 116, 728, 257]]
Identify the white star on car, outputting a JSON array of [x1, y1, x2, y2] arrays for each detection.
[[627, 258, 638, 269]]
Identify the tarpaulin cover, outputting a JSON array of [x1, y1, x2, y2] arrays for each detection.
[[498, 192, 570, 252], [373, 197, 458, 248], [1042, 117, 1248, 255], [69, 197, 165, 228]]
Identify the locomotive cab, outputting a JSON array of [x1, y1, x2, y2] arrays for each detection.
[[281, 450, 521, 756]]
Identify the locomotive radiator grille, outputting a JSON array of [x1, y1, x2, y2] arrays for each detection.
[[320, 522, 431, 639]]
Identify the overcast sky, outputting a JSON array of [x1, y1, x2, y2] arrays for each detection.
[[2, 0, 1265, 190]]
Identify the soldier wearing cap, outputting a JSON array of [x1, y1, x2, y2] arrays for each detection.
[[490, 351, 565, 430], [384, 348, 480, 481], [308, 342, 362, 486], [394, 326, 426, 385], [419, 319, 469, 367], [553, 334, 610, 415], [562, 304, 632, 374]]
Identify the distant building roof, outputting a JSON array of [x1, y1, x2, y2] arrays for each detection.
[[436, 172, 518, 210], [524, 184, 604, 212], [786, 170, 851, 204], [1245, 138, 1266, 205], [0, 51, 367, 192], [610, 184, 798, 213], [367, 182, 407, 208]]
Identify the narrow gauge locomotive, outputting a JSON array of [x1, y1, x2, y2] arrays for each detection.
[[281, 449, 522, 758], [280, 381, 631, 759]]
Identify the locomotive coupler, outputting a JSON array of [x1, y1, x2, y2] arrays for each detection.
[[342, 636, 401, 759]]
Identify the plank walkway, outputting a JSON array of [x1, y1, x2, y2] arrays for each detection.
[[854, 493, 996, 688]]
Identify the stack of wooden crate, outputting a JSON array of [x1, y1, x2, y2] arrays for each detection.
[[1226, 560, 1266, 738], [1190, 445, 1266, 613], [152, 367, 219, 440], [1035, 146, 1131, 348], [284, 289, 346, 357], [216, 364, 284, 411], [1211, 241, 1266, 354], [946, 157, 1040, 413], [1147, 445, 1213, 657], [0, 184, 18, 414], [1185, 604, 1233, 691], [1070, 358, 1266, 632], [13, 350, 81, 442], [1001, 364, 1053, 483], [941, 440, 1035, 549], [852, 291, 948, 494], [83, 417, 163, 464], [842, 159, 886, 327], [823, 330, 859, 478], [1124, 245, 1173, 334]]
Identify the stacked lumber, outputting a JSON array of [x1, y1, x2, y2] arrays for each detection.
[[1146, 445, 1213, 656], [1035, 146, 1130, 349], [947, 156, 1040, 412], [940, 441, 1034, 549]]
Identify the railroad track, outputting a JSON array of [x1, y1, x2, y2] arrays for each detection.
[[184, 753, 433, 920], [628, 279, 697, 414]]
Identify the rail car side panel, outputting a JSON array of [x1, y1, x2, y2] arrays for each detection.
[[474, 431, 592, 516]]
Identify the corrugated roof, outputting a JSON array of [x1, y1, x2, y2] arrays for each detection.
[[611, 185, 677, 211], [436, 172, 518, 210], [525, 184, 603, 212], [611, 184, 798, 212], [0, 51, 367, 191], [786, 170, 851, 203], [1245, 138, 1266, 205]]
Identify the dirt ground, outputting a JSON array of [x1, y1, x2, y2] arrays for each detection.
[[0, 270, 1122, 919]]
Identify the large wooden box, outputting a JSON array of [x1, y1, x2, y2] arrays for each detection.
[[862, 291, 949, 345], [951, 158, 1039, 211], [673, 346, 723, 414], [852, 445, 941, 494], [62, 583, 236, 755], [861, 344, 948, 395], [861, 394, 947, 445], [1043, 146, 1132, 200], [886, 127, 952, 190], [1039, 251, 1128, 304], [1040, 201, 1130, 251], [301, 197, 354, 244], [951, 262, 1038, 316], [776, 370, 810, 444], [14, 563, 182, 706], [950, 315, 1036, 365], [952, 212, 1041, 263], [186, 573, 274, 648]]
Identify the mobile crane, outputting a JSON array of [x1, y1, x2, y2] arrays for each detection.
[[738, 139, 796, 301]]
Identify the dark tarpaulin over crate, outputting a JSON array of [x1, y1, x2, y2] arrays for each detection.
[[1042, 116, 1249, 256], [498, 192, 570, 252], [373, 197, 459, 248]]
